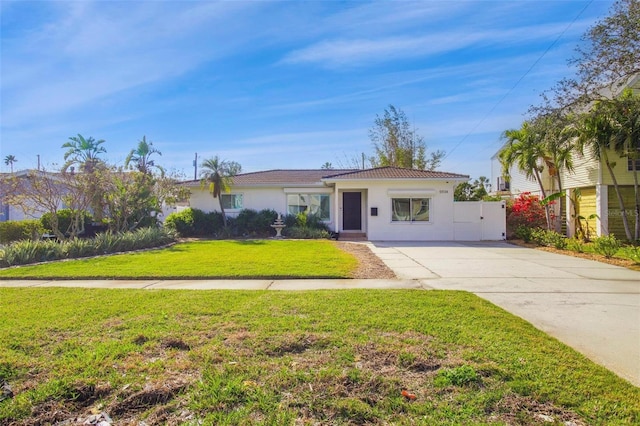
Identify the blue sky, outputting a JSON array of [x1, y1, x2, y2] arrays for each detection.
[[1, 0, 613, 181]]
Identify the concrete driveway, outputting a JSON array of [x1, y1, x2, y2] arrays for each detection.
[[368, 241, 640, 387]]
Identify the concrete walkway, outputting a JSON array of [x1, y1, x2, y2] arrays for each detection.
[[0, 278, 425, 291], [368, 241, 640, 387], [2, 240, 638, 386]]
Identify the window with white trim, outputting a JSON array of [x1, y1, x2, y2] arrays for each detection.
[[220, 194, 243, 210], [391, 198, 430, 222], [287, 194, 330, 221]]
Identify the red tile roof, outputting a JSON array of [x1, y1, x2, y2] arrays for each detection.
[[323, 166, 469, 180]]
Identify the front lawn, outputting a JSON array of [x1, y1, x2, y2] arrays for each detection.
[[0, 240, 357, 279], [0, 289, 637, 425]]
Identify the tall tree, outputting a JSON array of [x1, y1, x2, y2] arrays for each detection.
[[61, 134, 107, 173], [61, 134, 108, 220], [3, 155, 17, 173], [531, 113, 577, 231], [577, 100, 633, 240], [540, 0, 639, 113], [200, 156, 241, 227], [125, 136, 163, 174], [608, 89, 640, 239], [369, 105, 444, 170], [499, 122, 552, 229], [454, 176, 490, 201], [1, 170, 94, 240]]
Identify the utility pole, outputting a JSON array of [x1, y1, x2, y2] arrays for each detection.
[[193, 153, 198, 180], [37, 154, 40, 171]]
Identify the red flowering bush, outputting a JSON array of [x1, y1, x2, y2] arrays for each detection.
[[506, 192, 546, 238]]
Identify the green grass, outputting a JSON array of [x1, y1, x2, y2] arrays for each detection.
[[1, 288, 638, 425], [0, 240, 357, 279]]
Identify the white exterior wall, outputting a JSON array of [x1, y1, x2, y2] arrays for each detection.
[[490, 153, 553, 196], [335, 180, 460, 241], [187, 185, 337, 230], [490, 155, 503, 192], [189, 186, 287, 214]]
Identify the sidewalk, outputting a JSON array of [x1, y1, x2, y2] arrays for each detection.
[[0, 278, 428, 290]]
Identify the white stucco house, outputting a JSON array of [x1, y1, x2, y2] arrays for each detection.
[[182, 166, 506, 241]]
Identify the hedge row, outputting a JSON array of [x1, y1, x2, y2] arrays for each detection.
[[0, 227, 176, 267], [164, 208, 331, 239]]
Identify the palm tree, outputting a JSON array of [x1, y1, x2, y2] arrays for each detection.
[[61, 134, 107, 173], [499, 121, 552, 229], [125, 136, 163, 174], [533, 113, 577, 231], [608, 88, 640, 239], [577, 101, 633, 240], [3, 155, 17, 173], [200, 156, 242, 227]]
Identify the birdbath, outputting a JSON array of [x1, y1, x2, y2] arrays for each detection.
[[271, 213, 286, 238]]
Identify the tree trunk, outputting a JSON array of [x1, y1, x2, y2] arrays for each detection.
[[602, 149, 633, 240], [631, 158, 639, 241], [533, 168, 551, 230], [218, 197, 227, 227], [556, 175, 564, 234]]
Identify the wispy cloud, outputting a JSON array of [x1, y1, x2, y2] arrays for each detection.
[[1, 1, 263, 127], [281, 19, 589, 69]]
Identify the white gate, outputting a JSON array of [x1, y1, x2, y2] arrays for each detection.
[[453, 201, 506, 241]]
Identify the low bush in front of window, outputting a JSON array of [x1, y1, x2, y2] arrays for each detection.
[[164, 208, 223, 237], [235, 209, 278, 237], [282, 213, 332, 239]]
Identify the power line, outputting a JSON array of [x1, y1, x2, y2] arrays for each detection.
[[442, 0, 594, 160]]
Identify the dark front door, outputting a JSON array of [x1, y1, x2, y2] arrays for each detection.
[[343, 192, 362, 230]]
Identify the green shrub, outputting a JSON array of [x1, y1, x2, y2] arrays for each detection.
[[0, 220, 45, 244], [0, 227, 176, 267], [592, 234, 621, 258], [41, 209, 92, 236], [63, 238, 96, 259], [566, 238, 586, 253], [165, 208, 224, 237], [284, 227, 331, 239], [435, 365, 480, 387], [620, 245, 640, 264], [0, 239, 64, 267], [283, 214, 298, 228], [305, 214, 329, 231], [514, 225, 534, 243], [235, 209, 277, 237], [531, 229, 567, 249], [164, 209, 194, 236]]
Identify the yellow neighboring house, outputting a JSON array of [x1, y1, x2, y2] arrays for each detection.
[[491, 74, 640, 239]]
